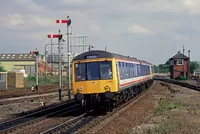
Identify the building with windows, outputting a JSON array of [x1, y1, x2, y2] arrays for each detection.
[[0, 53, 52, 76], [169, 51, 189, 79], [193, 68, 200, 77], [46, 53, 80, 75]]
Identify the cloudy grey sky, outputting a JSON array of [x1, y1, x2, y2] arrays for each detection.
[[0, 0, 200, 65]]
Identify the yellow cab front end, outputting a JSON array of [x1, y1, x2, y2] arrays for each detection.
[[72, 58, 118, 99]]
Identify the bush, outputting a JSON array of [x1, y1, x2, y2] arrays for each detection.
[[179, 76, 186, 80], [0, 63, 6, 72]]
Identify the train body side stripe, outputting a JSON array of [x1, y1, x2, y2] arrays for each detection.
[[120, 76, 151, 87]]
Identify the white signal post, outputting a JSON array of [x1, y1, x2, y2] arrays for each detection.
[[58, 29, 62, 101], [47, 33, 64, 100], [36, 52, 38, 91], [67, 16, 71, 99], [30, 50, 39, 91], [56, 16, 72, 99]]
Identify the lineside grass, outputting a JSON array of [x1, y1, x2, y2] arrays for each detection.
[[153, 99, 183, 116], [24, 75, 69, 87]]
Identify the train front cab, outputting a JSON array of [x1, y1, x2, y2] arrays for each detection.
[[72, 58, 118, 102]]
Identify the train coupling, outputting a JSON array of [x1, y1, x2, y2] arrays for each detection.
[[75, 93, 84, 101], [104, 91, 114, 100]]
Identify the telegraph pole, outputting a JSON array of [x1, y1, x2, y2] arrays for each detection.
[[188, 50, 191, 79]]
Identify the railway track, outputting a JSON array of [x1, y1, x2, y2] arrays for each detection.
[[40, 112, 97, 134], [40, 81, 155, 134], [0, 84, 68, 99], [0, 91, 69, 105], [0, 99, 80, 134], [154, 77, 200, 91]]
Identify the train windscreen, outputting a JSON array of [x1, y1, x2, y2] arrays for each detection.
[[75, 61, 112, 81]]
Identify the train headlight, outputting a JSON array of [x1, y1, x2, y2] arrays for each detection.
[[77, 87, 82, 93], [104, 85, 111, 91]]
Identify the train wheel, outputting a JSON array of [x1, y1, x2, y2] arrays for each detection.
[[107, 100, 114, 112], [81, 100, 89, 113]]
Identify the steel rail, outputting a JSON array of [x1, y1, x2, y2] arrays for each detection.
[[41, 81, 156, 134], [154, 77, 200, 91], [0, 99, 77, 133], [76, 81, 156, 134]]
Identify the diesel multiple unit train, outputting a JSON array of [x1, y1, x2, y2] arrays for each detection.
[[72, 50, 156, 111]]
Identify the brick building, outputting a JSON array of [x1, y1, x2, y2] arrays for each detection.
[[169, 51, 189, 79]]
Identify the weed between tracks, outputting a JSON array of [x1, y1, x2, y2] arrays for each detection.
[[153, 99, 183, 116], [148, 98, 184, 134]]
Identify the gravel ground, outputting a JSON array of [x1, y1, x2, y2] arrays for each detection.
[[89, 81, 200, 134], [90, 81, 168, 134], [182, 80, 200, 86], [0, 85, 68, 99], [0, 94, 69, 122], [13, 116, 73, 134], [1, 80, 200, 134]]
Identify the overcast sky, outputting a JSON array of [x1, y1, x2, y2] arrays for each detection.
[[0, 0, 200, 65]]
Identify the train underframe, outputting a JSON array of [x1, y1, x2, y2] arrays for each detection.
[[75, 80, 154, 112]]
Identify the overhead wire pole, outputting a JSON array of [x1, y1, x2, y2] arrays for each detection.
[[183, 45, 185, 77]]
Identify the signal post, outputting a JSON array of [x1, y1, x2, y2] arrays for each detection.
[[56, 16, 72, 99], [30, 50, 39, 91], [46, 32, 63, 100]]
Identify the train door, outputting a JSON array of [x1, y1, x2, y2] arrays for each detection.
[[116, 61, 120, 89]]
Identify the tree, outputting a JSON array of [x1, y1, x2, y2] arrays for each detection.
[[158, 64, 169, 73], [0, 63, 6, 72], [165, 60, 170, 65], [190, 61, 200, 73], [153, 65, 159, 73]]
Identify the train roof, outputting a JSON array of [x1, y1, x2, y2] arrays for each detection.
[[73, 50, 152, 65]]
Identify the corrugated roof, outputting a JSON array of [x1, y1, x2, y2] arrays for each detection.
[[0, 53, 36, 61], [169, 51, 189, 60]]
